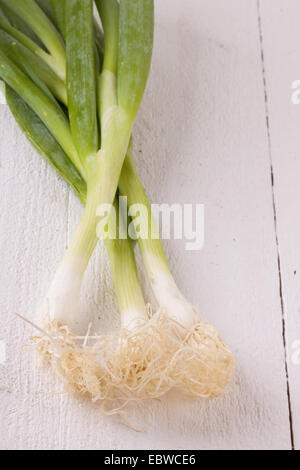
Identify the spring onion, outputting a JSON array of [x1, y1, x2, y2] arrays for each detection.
[[0, 0, 66, 79], [5, 87, 182, 405], [0, 0, 235, 408]]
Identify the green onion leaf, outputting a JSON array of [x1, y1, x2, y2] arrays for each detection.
[[96, 0, 119, 118], [0, 0, 65, 79], [6, 84, 146, 323], [0, 28, 66, 104], [0, 0, 45, 49], [118, 0, 154, 121], [35, 0, 57, 29], [0, 49, 81, 174], [65, 0, 98, 163], [95, 0, 119, 75], [6, 85, 86, 202], [0, 13, 44, 56], [50, 0, 66, 39], [94, 19, 105, 63]]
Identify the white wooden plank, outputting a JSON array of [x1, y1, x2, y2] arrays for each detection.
[[259, 0, 300, 450], [0, 103, 70, 450], [0, 0, 292, 450]]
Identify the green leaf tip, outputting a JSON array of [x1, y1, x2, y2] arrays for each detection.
[[118, 0, 154, 121]]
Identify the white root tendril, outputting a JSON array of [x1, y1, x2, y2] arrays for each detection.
[[30, 311, 235, 414], [170, 322, 236, 398]]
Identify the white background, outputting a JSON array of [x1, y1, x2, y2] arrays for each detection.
[[0, 0, 299, 450]]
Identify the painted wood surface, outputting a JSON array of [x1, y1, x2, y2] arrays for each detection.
[[259, 0, 300, 450], [0, 0, 298, 450]]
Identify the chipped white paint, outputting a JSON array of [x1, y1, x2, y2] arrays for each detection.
[[0, 0, 297, 450]]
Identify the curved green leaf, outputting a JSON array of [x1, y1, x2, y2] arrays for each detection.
[[95, 0, 119, 75], [0, 49, 81, 174], [0, 0, 65, 78], [0, 0, 45, 49], [50, 0, 66, 39], [35, 0, 57, 27], [0, 14, 43, 55], [6, 85, 86, 203]]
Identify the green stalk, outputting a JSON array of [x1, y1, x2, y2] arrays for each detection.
[[42, 0, 154, 327], [95, 0, 186, 320], [0, 1, 44, 48], [50, 0, 66, 38], [0, 49, 82, 175], [0, 13, 61, 79], [96, 0, 119, 126], [1, 0, 153, 327], [0, 0, 66, 79], [94, 19, 105, 63], [118, 151, 198, 328], [118, 0, 154, 121], [119, 147, 169, 275], [96, 0, 118, 75], [105, 198, 148, 326], [95, 0, 154, 213], [3, 0, 235, 400], [48, 0, 103, 62], [66, 0, 98, 164], [0, 14, 46, 57], [6, 85, 147, 325], [96, 1, 195, 327], [0, 29, 56, 105], [35, 0, 57, 28], [55, 0, 100, 313], [6, 85, 84, 200], [0, 28, 67, 104]]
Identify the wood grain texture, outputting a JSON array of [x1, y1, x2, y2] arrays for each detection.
[[0, 104, 70, 451], [0, 0, 295, 450], [259, 0, 300, 450]]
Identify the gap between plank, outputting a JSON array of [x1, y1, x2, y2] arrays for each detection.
[[257, 0, 295, 451]]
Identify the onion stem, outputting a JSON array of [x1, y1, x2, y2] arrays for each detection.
[[0, 0, 235, 408], [0, 0, 66, 79]]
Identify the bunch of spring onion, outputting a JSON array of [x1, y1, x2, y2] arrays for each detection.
[[0, 0, 235, 410]]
